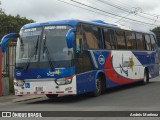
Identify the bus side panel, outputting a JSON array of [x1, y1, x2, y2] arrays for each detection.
[[104, 51, 144, 86], [133, 51, 159, 78], [150, 51, 159, 77], [76, 71, 97, 94]]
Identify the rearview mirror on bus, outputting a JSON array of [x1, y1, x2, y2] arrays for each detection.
[[66, 28, 76, 49], [1, 33, 19, 53]]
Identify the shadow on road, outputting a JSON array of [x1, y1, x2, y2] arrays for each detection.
[[27, 81, 157, 104]]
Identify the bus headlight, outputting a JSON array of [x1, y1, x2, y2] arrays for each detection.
[[14, 79, 25, 87], [55, 75, 73, 85]]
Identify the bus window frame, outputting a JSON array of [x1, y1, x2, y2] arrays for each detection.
[[144, 34, 152, 51], [76, 22, 157, 52], [125, 31, 137, 50], [103, 28, 117, 50], [80, 23, 106, 50], [115, 30, 127, 50], [150, 34, 156, 51]]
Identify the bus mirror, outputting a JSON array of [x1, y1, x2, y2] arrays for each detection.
[[1, 33, 19, 53], [66, 28, 76, 49]]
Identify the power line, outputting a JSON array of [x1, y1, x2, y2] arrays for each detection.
[[103, 0, 160, 17], [115, 12, 132, 23], [56, 0, 157, 27], [96, 0, 130, 13], [70, 0, 158, 26], [96, 0, 160, 23], [56, 0, 119, 20]]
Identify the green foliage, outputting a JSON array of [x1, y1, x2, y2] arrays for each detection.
[[0, 13, 34, 39], [151, 27, 160, 47]]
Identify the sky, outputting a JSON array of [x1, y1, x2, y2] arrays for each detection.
[[1, 0, 160, 32]]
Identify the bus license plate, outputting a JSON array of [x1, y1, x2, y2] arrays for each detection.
[[35, 87, 43, 92]]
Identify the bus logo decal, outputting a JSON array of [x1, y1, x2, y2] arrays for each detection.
[[129, 56, 134, 71], [119, 55, 135, 76], [16, 71, 21, 76], [98, 55, 105, 65], [119, 54, 128, 76], [47, 70, 61, 76], [120, 64, 128, 76]]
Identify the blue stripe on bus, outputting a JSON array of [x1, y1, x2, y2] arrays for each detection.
[[14, 66, 75, 80]]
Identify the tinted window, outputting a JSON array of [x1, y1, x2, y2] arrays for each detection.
[[136, 33, 145, 50], [150, 35, 156, 50], [145, 34, 151, 50], [116, 30, 126, 49], [82, 25, 101, 49], [103, 29, 116, 49], [76, 24, 93, 73], [125, 32, 137, 50]]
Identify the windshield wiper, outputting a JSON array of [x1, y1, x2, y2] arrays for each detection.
[[24, 36, 39, 71], [42, 35, 54, 71]]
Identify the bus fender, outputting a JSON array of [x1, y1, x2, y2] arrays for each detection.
[[94, 70, 107, 87]]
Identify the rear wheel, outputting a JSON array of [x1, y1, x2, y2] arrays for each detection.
[[46, 94, 58, 98], [91, 76, 102, 97], [143, 69, 149, 84]]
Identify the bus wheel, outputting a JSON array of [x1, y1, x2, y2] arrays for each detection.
[[91, 76, 102, 97], [143, 69, 149, 84], [46, 94, 58, 99]]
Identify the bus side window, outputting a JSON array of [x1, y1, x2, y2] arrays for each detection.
[[103, 29, 115, 49], [76, 25, 83, 54], [82, 25, 101, 50], [136, 33, 145, 50], [76, 24, 93, 73], [116, 30, 126, 49], [125, 32, 137, 50], [145, 34, 151, 51], [150, 35, 156, 51]]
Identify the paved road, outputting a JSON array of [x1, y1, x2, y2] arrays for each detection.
[[0, 76, 160, 119]]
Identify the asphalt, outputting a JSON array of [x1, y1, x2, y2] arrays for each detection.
[[0, 94, 44, 104], [0, 75, 159, 120]]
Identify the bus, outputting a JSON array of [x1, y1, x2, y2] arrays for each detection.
[[1, 19, 159, 98]]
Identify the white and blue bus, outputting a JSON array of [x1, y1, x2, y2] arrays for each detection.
[[1, 19, 159, 98]]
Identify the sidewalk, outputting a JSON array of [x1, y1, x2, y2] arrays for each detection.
[[0, 94, 44, 104]]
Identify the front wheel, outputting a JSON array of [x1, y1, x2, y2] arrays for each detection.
[[143, 69, 149, 84], [91, 76, 102, 97], [46, 94, 58, 99]]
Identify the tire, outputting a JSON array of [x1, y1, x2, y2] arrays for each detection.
[[91, 76, 102, 97], [143, 69, 149, 84], [46, 94, 58, 98]]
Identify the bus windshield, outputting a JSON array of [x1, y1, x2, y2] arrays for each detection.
[[16, 25, 74, 69]]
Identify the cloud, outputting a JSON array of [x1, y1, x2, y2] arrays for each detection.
[[1, 0, 160, 31]]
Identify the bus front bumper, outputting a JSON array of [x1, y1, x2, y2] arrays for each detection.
[[14, 76, 77, 95]]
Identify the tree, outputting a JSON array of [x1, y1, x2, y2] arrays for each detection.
[[0, 13, 34, 39], [0, 1, 4, 14], [0, 1, 34, 38], [0, 1, 35, 94], [151, 27, 160, 47]]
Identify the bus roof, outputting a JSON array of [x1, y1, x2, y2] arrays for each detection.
[[22, 19, 154, 35], [22, 19, 119, 29]]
